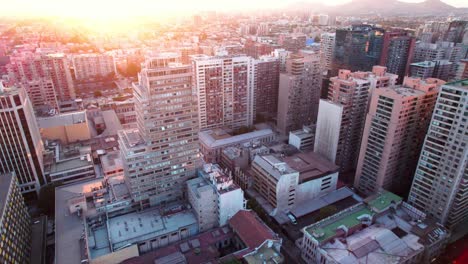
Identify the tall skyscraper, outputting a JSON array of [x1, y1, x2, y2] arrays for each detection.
[[277, 51, 322, 134], [379, 30, 415, 83], [319, 33, 336, 74], [0, 83, 44, 198], [192, 55, 254, 131], [408, 80, 468, 229], [315, 66, 398, 173], [0, 172, 31, 264], [355, 77, 445, 197], [333, 25, 385, 74], [119, 53, 200, 207], [7, 53, 75, 101], [253, 56, 279, 122]]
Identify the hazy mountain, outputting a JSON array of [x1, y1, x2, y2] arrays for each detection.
[[286, 0, 466, 15]]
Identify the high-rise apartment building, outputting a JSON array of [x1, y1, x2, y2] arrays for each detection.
[[0, 172, 31, 264], [413, 41, 465, 80], [119, 53, 200, 207], [379, 30, 415, 83], [7, 53, 75, 101], [319, 33, 335, 74], [277, 51, 322, 134], [444, 20, 467, 43], [410, 60, 452, 81], [0, 84, 44, 198], [20, 78, 59, 112], [192, 55, 254, 131], [253, 56, 279, 121], [333, 25, 385, 74], [355, 77, 445, 196], [72, 53, 115, 80], [408, 80, 468, 229], [315, 66, 398, 173]]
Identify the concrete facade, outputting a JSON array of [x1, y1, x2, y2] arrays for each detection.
[[277, 51, 322, 135], [193, 55, 254, 131], [0, 85, 44, 196], [355, 77, 445, 196], [119, 53, 200, 207], [316, 66, 397, 172], [408, 80, 468, 229]]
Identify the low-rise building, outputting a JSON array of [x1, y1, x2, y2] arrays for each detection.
[[301, 191, 449, 264], [251, 151, 339, 216], [43, 141, 96, 184], [37, 110, 91, 144], [199, 128, 276, 163], [187, 164, 245, 232], [289, 125, 315, 151], [55, 179, 199, 264]]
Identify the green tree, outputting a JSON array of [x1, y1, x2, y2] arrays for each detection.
[[93, 90, 103, 97], [314, 35, 321, 43], [125, 62, 141, 77]]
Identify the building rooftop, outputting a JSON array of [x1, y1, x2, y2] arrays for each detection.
[[55, 179, 105, 264], [199, 128, 275, 149], [37, 110, 87, 127], [304, 191, 403, 244], [122, 226, 232, 264], [290, 187, 355, 219], [229, 210, 278, 250], [301, 189, 447, 264], [283, 151, 339, 182], [105, 208, 198, 250], [100, 150, 123, 174], [50, 155, 93, 174], [411, 60, 452, 67]]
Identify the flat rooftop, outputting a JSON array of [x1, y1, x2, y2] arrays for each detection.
[[305, 191, 403, 244], [37, 111, 87, 127], [199, 128, 274, 149], [105, 208, 198, 250], [50, 156, 93, 174], [283, 151, 339, 182]]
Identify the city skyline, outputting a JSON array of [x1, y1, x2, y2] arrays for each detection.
[[1, 0, 467, 19], [0, 2, 466, 263]]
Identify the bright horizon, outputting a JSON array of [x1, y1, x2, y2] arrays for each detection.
[[0, 0, 467, 19]]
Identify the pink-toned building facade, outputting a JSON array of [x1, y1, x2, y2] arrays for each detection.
[[316, 66, 397, 173], [355, 77, 445, 196]]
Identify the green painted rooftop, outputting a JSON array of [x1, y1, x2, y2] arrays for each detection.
[[367, 191, 402, 212], [306, 206, 373, 243], [305, 191, 402, 244]]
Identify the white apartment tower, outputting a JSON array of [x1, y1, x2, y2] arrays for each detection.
[[119, 53, 200, 207], [408, 80, 468, 229]]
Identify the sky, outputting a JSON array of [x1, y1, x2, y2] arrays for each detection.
[[0, 0, 466, 18]]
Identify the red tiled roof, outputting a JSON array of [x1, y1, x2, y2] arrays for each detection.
[[228, 210, 276, 249]]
